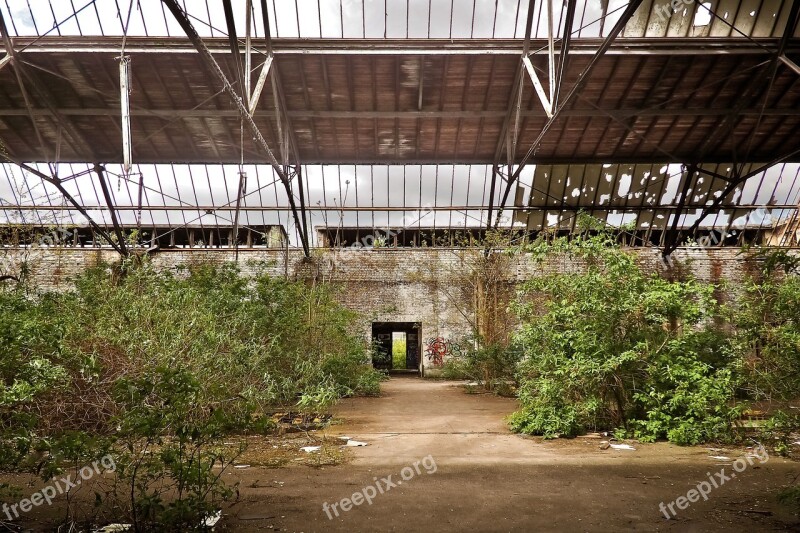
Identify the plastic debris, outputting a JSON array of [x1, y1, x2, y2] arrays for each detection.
[[345, 439, 368, 447], [709, 455, 731, 460], [609, 443, 636, 450], [93, 525, 132, 533], [202, 510, 222, 528], [233, 464, 251, 469], [301, 445, 322, 453]]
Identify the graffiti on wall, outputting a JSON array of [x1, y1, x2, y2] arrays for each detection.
[[424, 337, 463, 366]]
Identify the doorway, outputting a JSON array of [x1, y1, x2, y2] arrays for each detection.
[[371, 322, 421, 373]]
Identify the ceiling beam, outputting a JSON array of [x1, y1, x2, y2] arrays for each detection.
[[0, 107, 798, 120], [13, 37, 792, 56], [6, 203, 793, 213], [94, 164, 128, 255]]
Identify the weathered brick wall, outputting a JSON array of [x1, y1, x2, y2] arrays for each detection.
[[0, 246, 771, 372]]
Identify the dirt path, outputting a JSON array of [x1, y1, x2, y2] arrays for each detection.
[[226, 376, 800, 532]]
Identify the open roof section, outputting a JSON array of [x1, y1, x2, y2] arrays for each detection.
[[0, 0, 798, 255], [2, 161, 799, 247]]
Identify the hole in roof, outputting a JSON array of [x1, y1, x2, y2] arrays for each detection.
[[694, 3, 712, 26]]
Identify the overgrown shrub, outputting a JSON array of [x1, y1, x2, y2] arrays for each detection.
[[759, 411, 800, 457], [509, 231, 741, 443], [0, 259, 381, 529]]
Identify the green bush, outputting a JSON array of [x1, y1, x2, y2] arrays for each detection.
[[627, 332, 743, 445], [759, 411, 800, 457], [0, 259, 382, 529], [509, 232, 741, 443]]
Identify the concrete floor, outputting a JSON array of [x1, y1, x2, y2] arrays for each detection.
[[8, 375, 796, 531], [227, 375, 800, 532]]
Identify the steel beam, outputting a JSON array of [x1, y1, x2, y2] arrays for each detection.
[[6, 203, 794, 213], [485, 165, 499, 236], [258, 0, 309, 240], [662, 164, 697, 257], [13, 37, 792, 56], [1, 106, 799, 120], [487, 0, 535, 234], [248, 55, 273, 114], [222, 0, 246, 96], [94, 164, 128, 255], [232, 170, 246, 260], [522, 56, 553, 117], [546, 0, 555, 105], [160, 0, 310, 256], [553, 0, 578, 109], [780, 55, 800, 76], [119, 56, 132, 174]]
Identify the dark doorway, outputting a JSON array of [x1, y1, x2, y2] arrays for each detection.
[[371, 322, 421, 373]]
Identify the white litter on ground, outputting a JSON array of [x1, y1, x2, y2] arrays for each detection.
[[233, 464, 251, 469], [710, 455, 731, 460], [301, 445, 322, 453], [345, 439, 368, 447], [202, 510, 222, 528], [609, 443, 636, 450], [93, 525, 132, 533]]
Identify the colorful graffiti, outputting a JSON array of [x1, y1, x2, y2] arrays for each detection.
[[424, 337, 462, 366]]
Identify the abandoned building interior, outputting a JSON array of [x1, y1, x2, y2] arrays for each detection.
[[0, 0, 799, 531]]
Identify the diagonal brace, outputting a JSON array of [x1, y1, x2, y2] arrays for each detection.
[[160, 0, 310, 256]]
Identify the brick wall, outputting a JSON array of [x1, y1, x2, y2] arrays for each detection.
[[0, 246, 772, 373]]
